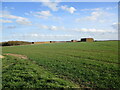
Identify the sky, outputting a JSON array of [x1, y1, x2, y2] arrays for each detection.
[[1, 2, 118, 42]]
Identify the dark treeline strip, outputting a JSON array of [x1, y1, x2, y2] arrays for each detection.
[[1, 41, 32, 46]]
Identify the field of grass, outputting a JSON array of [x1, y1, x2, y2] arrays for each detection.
[[2, 55, 77, 88], [2, 41, 120, 88]]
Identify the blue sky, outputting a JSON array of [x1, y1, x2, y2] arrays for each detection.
[[1, 2, 118, 41]]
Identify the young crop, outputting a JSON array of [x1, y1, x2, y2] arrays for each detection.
[[2, 41, 120, 88]]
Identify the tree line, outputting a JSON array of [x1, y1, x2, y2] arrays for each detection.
[[0, 41, 32, 46]]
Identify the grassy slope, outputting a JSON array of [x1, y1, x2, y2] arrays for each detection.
[[2, 41, 120, 88], [2, 55, 78, 88]]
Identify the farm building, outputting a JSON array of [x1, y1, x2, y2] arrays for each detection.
[[81, 38, 94, 42]]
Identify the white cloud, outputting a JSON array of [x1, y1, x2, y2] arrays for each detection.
[[39, 24, 49, 29], [2, 14, 18, 19], [52, 16, 62, 21], [0, 19, 13, 23], [24, 11, 33, 16], [38, 0, 77, 14], [37, 23, 116, 33], [51, 16, 63, 23], [29, 34, 73, 37], [36, 23, 116, 33], [37, 24, 65, 31], [76, 9, 112, 22], [1, 12, 32, 25], [36, 10, 52, 16], [42, 2, 59, 11], [111, 22, 119, 30], [31, 0, 61, 2], [80, 8, 101, 11], [16, 18, 32, 25], [50, 25, 57, 30], [75, 28, 116, 33], [80, 7, 116, 11], [61, 5, 76, 14], [5, 25, 16, 29], [106, 7, 113, 10], [38, 0, 61, 11], [10, 33, 73, 41], [29, 0, 59, 11], [4, 6, 15, 10], [31, 34, 38, 37], [87, 11, 104, 21], [34, 10, 52, 19], [105, 6, 117, 10], [33, 10, 62, 22]]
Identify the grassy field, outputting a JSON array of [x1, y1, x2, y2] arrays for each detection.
[[2, 55, 77, 88], [2, 41, 120, 88]]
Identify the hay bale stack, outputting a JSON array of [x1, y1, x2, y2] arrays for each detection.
[[81, 38, 94, 42], [33, 41, 50, 44]]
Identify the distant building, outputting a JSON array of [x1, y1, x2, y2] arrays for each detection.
[[81, 38, 94, 42]]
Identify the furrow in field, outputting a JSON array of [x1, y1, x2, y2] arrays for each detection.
[[55, 52, 119, 64], [32, 49, 118, 65], [28, 53, 119, 88]]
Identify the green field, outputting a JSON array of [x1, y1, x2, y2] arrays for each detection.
[[2, 41, 120, 88]]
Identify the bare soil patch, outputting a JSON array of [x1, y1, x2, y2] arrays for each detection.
[[4, 53, 28, 59], [0, 55, 4, 59]]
